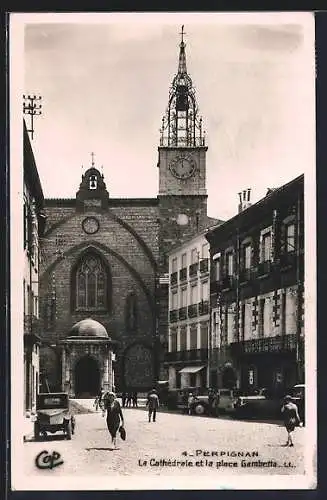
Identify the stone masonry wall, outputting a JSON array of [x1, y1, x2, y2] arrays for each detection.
[[39, 202, 160, 390]]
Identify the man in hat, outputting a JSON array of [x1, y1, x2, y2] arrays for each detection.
[[146, 389, 160, 422]]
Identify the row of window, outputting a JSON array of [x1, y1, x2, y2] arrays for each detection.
[[213, 222, 296, 281], [169, 323, 209, 351], [171, 242, 209, 273], [211, 291, 298, 348], [170, 281, 209, 310]]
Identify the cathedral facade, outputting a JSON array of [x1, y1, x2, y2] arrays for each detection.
[[38, 29, 218, 396]]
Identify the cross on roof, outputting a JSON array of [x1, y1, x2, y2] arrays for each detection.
[[91, 152, 95, 166], [180, 25, 186, 44]]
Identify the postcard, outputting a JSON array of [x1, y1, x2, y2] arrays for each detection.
[[10, 11, 316, 490]]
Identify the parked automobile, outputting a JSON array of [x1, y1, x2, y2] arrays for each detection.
[[167, 387, 203, 413], [188, 394, 210, 415], [188, 389, 240, 416], [289, 384, 305, 424], [33, 392, 76, 440], [233, 388, 282, 419], [215, 389, 240, 414]]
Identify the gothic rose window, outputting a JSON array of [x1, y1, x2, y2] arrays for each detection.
[[75, 254, 108, 310]]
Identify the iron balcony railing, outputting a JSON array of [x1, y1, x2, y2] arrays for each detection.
[[230, 334, 297, 355], [221, 275, 235, 290], [189, 262, 199, 277], [257, 260, 272, 276], [160, 136, 206, 148], [179, 307, 188, 320], [188, 303, 198, 318], [239, 267, 253, 284], [279, 251, 297, 270], [198, 300, 209, 315], [210, 280, 222, 294], [199, 259, 209, 274], [165, 348, 209, 363], [170, 272, 178, 285], [179, 267, 187, 281]]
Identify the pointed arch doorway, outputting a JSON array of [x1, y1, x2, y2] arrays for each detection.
[[74, 355, 100, 398]]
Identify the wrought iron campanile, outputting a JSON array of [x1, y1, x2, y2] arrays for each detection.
[[160, 26, 205, 148]]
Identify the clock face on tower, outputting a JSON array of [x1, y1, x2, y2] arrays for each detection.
[[82, 216, 100, 235], [169, 154, 196, 180]]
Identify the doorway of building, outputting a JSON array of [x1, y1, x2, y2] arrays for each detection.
[[74, 355, 100, 398], [222, 365, 237, 389]]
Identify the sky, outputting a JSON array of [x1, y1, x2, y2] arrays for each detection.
[[19, 12, 315, 220]]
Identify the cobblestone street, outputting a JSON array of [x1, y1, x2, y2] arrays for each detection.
[[22, 401, 306, 481]]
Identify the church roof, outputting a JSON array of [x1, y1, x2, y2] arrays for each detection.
[[70, 318, 109, 338]]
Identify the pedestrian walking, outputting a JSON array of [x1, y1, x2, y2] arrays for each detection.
[[94, 387, 104, 411], [146, 389, 160, 422], [281, 395, 301, 447], [121, 392, 127, 408], [126, 392, 132, 408], [132, 391, 138, 408], [102, 391, 125, 449]]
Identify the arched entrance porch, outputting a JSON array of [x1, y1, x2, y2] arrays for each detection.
[[74, 355, 100, 398]]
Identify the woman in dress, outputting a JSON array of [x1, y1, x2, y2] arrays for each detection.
[[281, 395, 301, 447], [102, 391, 124, 449]]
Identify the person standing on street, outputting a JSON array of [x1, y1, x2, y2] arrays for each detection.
[[94, 387, 104, 411], [146, 389, 160, 422], [102, 391, 125, 449], [132, 391, 138, 408], [126, 392, 132, 408], [121, 392, 127, 408], [281, 395, 301, 447], [208, 388, 215, 416], [187, 392, 196, 415]]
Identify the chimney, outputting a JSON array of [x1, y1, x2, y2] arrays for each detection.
[[238, 188, 252, 213]]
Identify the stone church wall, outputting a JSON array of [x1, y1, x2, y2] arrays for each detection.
[[39, 201, 161, 390]]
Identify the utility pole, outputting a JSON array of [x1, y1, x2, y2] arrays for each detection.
[[23, 94, 42, 140]]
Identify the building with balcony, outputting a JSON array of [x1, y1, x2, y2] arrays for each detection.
[[205, 175, 304, 396], [166, 231, 215, 390], [23, 120, 46, 411]]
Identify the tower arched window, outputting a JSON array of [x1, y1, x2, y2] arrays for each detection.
[[89, 175, 97, 190], [74, 253, 109, 311]]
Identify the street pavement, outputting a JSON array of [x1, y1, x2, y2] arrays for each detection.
[[22, 400, 305, 479]]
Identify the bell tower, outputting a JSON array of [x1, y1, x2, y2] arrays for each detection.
[[158, 27, 210, 269], [158, 25, 207, 196], [76, 153, 109, 212]]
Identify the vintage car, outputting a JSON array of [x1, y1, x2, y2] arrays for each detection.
[[189, 389, 239, 416], [167, 387, 203, 413], [33, 392, 76, 440], [233, 388, 282, 419]]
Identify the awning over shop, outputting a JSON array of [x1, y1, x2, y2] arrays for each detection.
[[179, 366, 206, 374]]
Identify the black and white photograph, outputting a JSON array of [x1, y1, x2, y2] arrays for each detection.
[[10, 12, 316, 490]]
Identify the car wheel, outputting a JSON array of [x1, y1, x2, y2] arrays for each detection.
[[194, 403, 206, 416], [66, 421, 72, 440], [34, 422, 40, 441]]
